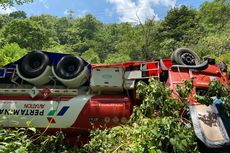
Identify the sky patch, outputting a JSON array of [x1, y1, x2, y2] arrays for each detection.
[[0, 0, 210, 23]]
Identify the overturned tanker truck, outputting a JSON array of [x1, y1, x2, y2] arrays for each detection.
[[0, 48, 229, 148]]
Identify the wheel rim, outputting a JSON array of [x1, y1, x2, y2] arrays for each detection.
[[29, 58, 42, 69], [66, 64, 77, 73], [181, 52, 195, 65]]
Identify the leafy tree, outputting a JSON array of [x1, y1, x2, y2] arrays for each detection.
[[9, 10, 27, 19], [81, 48, 100, 63], [54, 17, 75, 45], [155, 5, 202, 52], [30, 14, 59, 46], [75, 14, 102, 40], [128, 18, 177, 60], [46, 44, 75, 54], [162, 5, 199, 41], [88, 23, 123, 61], [71, 14, 102, 53], [114, 23, 143, 60], [104, 52, 131, 64], [30, 14, 58, 30], [199, 0, 230, 33], [0, 0, 33, 8], [88, 26, 115, 61], [0, 43, 27, 66], [0, 14, 13, 28], [65, 9, 75, 20], [0, 128, 33, 152], [94, 23, 142, 62], [191, 34, 230, 57], [2, 19, 50, 50]]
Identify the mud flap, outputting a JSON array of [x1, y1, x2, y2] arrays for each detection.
[[190, 104, 230, 148]]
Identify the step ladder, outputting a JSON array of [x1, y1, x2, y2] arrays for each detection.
[[0, 67, 17, 80], [124, 61, 160, 80]]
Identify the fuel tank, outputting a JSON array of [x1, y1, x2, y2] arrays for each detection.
[[0, 94, 131, 133]]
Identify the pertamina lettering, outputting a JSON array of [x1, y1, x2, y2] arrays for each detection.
[[0, 109, 44, 116]]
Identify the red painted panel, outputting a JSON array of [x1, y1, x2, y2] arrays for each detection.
[[192, 65, 221, 88], [161, 59, 172, 69], [72, 95, 131, 130], [147, 63, 159, 77]]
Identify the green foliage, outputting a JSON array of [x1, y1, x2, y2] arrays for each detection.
[[0, 43, 27, 66], [212, 52, 230, 73], [30, 15, 59, 47], [30, 132, 69, 153], [177, 80, 194, 97], [0, 0, 33, 8], [135, 79, 184, 119], [104, 52, 131, 64], [196, 80, 230, 116], [0, 14, 13, 29], [76, 14, 102, 40], [0, 0, 228, 62], [199, 0, 230, 32], [158, 5, 200, 43], [83, 79, 199, 153], [216, 52, 230, 64], [81, 48, 100, 63], [9, 11, 27, 19], [0, 127, 72, 153], [0, 128, 34, 153], [193, 34, 230, 57], [54, 17, 74, 45], [46, 44, 75, 54], [83, 116, 198, 153], [2, 19, 51, 50]]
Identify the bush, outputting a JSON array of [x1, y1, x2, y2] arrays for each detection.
[[0, 128, 33, 153], [104, 52, 131, 64], [82, 79, 199, 153], [0, 43, 28, 66], [81, 48, 101, 63], [0, 128, 71, 153]]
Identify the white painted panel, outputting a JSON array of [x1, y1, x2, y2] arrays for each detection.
[[0, 95, 93, 128]]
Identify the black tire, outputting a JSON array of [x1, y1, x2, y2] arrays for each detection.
[[171, 48, 200, 65], [54, 55, 84, 79], [18, 51, 50, 78]]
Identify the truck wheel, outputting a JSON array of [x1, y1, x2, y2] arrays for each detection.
[[18, 51, 50, 78], [54, 55, 84, 79], [171, 48, 200, 65]]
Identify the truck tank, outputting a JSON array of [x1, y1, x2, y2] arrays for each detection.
[[0, 48, 229, 148]]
